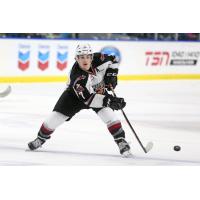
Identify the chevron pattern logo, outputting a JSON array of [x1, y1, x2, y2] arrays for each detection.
[[18, 50, 30, 71], [38, 51, 49, 71], [57, 51, 68, 70]]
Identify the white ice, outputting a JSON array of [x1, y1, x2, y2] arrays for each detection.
[[0, 80, 200, 165]]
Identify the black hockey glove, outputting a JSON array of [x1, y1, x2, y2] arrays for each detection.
[[104, 68, 118, 91], [103, 94, 126, 110]]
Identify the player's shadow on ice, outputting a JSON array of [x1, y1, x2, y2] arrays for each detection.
[[34, 149, 200, 165], [35, 149, 121, 158]]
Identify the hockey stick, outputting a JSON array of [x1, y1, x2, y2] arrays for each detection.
[[0, 85, 11, 98], [110, 87, 153, 153]]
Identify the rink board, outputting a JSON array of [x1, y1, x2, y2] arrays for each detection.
[[1, 39, 200, 82]]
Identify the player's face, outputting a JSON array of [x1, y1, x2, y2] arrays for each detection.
[[76, 54, 93, 71]]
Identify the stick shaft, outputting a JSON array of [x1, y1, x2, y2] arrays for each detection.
[[110, 88, 147, 153]]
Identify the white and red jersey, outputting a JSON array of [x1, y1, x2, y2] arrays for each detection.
[[67, 52, 119, 108]]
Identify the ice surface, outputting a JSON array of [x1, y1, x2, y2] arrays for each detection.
[[1, 80, 200, 165]]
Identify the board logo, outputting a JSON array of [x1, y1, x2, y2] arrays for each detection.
[[18, 45, 31, 71], [57, 46, 68, 70], [101, 46, 121, 63], [38, 45, 50, 71]]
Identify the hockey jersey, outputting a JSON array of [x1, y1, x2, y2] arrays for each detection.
[[66, 53, 119, 108]]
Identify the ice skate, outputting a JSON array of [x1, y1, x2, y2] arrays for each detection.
[[115, 138, 132, 157], [28, 137, 46, 150]]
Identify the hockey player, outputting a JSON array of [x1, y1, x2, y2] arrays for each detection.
[[28, 44, 131, 156]]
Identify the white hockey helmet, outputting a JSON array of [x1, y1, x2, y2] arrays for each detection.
[[75, 43, 93, 57]]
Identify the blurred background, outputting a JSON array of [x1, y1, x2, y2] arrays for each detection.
[[1, 33, 200, 83], [0, 33, 200, 41]]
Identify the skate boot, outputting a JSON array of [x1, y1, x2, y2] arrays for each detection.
[[28, 137, 46, 150], [115, 137, 132, 157]]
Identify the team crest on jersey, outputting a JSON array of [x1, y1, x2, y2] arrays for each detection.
[[75, 84, 85, 99], [78, 75, 86, 80], [92, 80, 105, 92], [75, 84, 85, 93]]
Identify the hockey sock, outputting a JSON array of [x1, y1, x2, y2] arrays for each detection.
[[107, 121, 125, 140], [38, 123, 54, 141]]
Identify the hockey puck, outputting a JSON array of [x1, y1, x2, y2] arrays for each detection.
[[174, 145, 181, 151]]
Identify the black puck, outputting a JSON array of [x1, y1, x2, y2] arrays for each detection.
[[174, 145, 181, 151]]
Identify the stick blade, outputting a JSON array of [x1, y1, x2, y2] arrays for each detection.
[[145, 142, 153, 153], [0, 85, 11, 97]]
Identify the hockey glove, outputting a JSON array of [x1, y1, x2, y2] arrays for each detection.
[[103, 94, 126, 110], [104, 68, 118, 91]]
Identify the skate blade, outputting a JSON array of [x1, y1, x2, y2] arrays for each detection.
[[122, 151, 133, 158]]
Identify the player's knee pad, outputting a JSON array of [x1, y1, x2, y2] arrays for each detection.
[[97, 107, 119, 124], [44, 111, 69, 130]]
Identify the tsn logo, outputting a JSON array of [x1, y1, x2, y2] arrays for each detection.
[[145, 51, 170, 66]]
